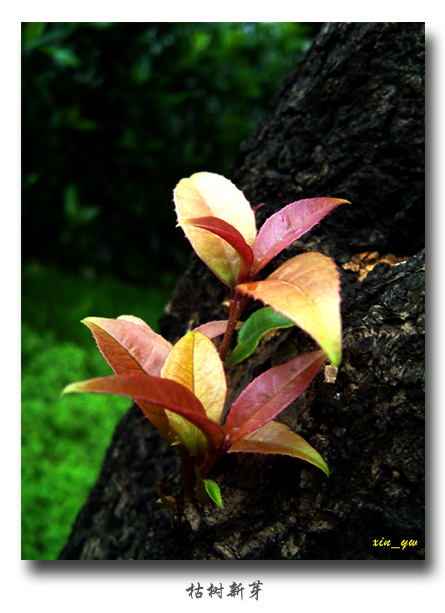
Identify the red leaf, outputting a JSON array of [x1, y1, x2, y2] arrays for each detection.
[[63, 374, 226, 452], [227, 420, 329, 476], [224, 350, 327, 443], [182, 216, 254, 282], [134, 399, 175, 443], [252, 197, 348, 275], [82, 316, 172, 376]]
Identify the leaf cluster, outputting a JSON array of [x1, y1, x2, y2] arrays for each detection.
[[64, 172, 347, 508]]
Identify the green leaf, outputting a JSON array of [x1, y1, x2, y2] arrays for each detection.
[[41, 45, 81, 68], [204, 479, 224, 508], [22, 22, 47, 46], [227, 307, 295, 366]]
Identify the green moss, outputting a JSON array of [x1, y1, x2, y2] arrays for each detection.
[[21, 265, 174, 559]]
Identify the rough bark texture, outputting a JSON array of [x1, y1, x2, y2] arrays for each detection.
[[59, 22, 425, 560]]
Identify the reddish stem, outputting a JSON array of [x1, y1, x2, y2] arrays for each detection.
[[197, 452, 220, 481], [157, 478, 180, 514], [219, 288, 250, 362], [178, 446, 196, 502]]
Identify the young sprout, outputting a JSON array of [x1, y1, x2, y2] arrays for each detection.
[[64, 172, 348, 508]]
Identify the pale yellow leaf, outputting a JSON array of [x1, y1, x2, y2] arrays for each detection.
[[161, 331, 227, 454], [174, 172, 257, 286]]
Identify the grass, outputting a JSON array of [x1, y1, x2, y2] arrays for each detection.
[[21, 263, 176, 559]]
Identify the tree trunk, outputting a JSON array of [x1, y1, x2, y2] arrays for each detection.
[[59, 22, 425, 560]]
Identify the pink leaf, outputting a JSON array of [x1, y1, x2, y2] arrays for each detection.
[[82, 316, 172, 376], [224, 350, 327, 443], [182, 216, 254, 282], [252, 197, 348, 275], [192, 320, 242, 339], [63, 374, 226, 452], [227, 420, 329, 476]]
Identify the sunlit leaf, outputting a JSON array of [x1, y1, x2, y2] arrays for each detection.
[[82, 316, 172, 376], [237, 252, 342, 366], [204, 479, 224, 508], [174, 172, 257, 286], [63, 374, 226, 452], [227, 307, 295, 367], [225, 349, 326, 443], [252, 197, 348, 275], [161, 332, 227, 454], [182, 216, 254, 282], [227, 420, 329, 476]]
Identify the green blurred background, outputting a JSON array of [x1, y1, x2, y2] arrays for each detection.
[[21, 21, 320, 559]]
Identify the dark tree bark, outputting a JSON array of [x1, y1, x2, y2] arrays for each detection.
[[60, 22, 425, 560]]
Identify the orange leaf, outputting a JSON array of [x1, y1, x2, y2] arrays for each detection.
[[80, 316, 174, 440], [237, 252, 342, 366], [161, 332, 227, 454], [227, 420, 329, 475], [82, 316, 172, 376], [174, 172, 257, 287]]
